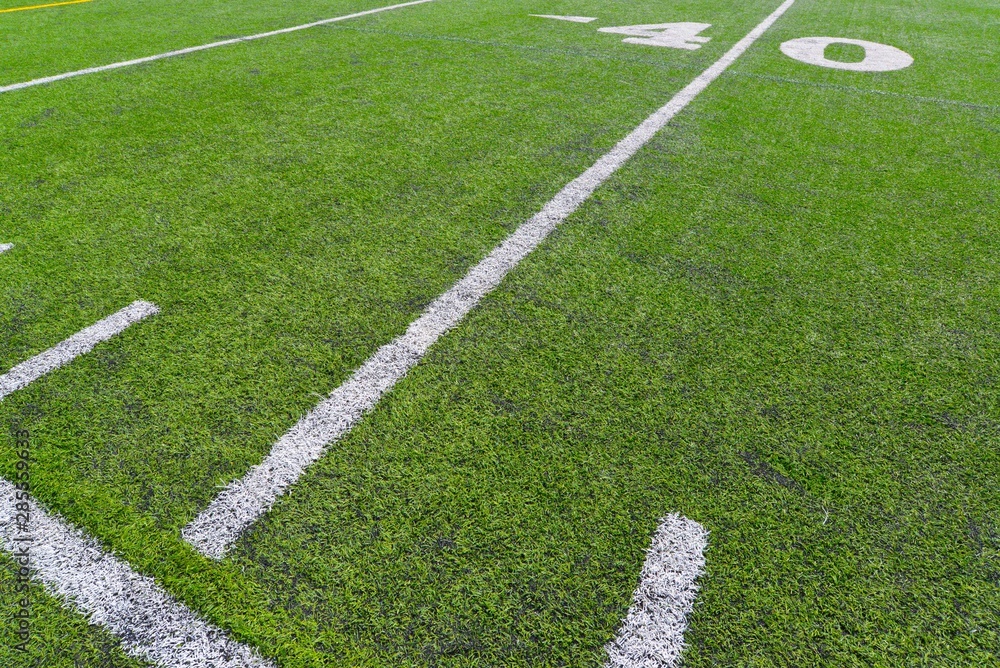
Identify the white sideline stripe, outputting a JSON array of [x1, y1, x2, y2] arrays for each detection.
[[529, 14, 598, 23], [183, 0, 798, 560], [0, 301, 159, 402], [604, 515, 708, 668], [0, 243, 12, 254], [0, 479, 275, 667], [0, 0, 433, 95]]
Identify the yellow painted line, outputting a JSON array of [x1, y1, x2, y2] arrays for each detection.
[[0, 0, 91, 14]]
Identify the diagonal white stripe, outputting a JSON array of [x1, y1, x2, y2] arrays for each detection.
[[605, 515, 709, 668], [0, 301, 159, 402], [183, 0, 798, 560], [0, 0, 434, 95], [0, 479, 275, 667]]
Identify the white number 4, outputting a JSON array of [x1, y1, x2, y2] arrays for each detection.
[[598, 22, 711, 50]]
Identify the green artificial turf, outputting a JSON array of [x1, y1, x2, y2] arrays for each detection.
[[1, 0, 998, 665]]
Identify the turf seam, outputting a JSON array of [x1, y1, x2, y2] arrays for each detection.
[[732, 71, 1000, 112], [182, 0, 799, 561], [327, 24, 708, 73], [0, 0, 433, 95]]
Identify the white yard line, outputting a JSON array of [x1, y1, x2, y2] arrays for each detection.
[[605, 515, 709, 668], [0, 0, 433, 96], [184, 0, 798, 560], [0, 243, 12, 254], [0, 479, 275, 667], [0, 301, 159, 402]]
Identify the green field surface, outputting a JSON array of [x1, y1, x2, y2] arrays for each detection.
[[1, 0, 998, 665]]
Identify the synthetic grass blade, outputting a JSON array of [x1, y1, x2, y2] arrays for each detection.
[[183, 0, 799, 560], [0, 478, 275, 667], [0, 0, 434, 96], [0, 301, 159, 402], [605, 516, 709, 668]]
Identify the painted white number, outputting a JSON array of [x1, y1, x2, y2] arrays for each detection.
[[528, 14, 597, 23], [780, 37, 913, 72], [598, 23, 711, 50]]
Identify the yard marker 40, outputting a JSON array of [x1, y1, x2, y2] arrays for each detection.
[[184, 0, 799, 560], [534, 13, 913, 67]]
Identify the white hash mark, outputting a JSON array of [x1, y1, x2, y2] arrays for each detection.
[[605, 515, 708, 668]]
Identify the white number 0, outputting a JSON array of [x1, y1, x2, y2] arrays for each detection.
[[780, 37, 914, 72]]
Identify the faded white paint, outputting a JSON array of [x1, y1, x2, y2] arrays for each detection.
[[780, 37, 913, 72], [529, 14, 597, 23], [0, 478, 275, 667], [0, 0, 434, 95], [605, 515, 708, 668], [598, 23, 711, 50], [184, 0, 798, 561], [0, 301, 159, 402], [0, 243, 12, 254]]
